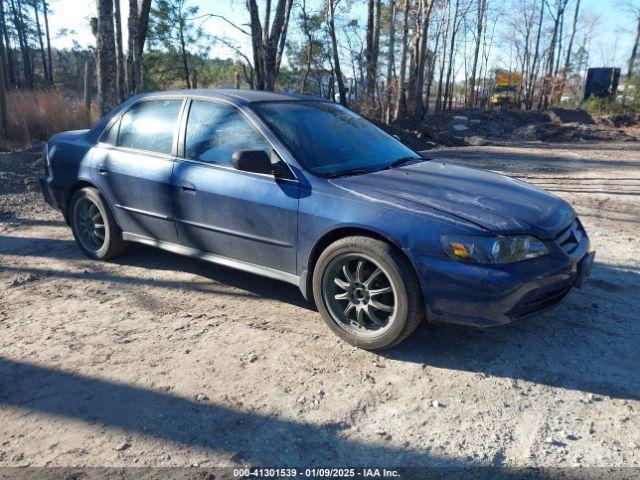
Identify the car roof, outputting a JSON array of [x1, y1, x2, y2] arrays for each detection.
[[137, 88, 325, 105]]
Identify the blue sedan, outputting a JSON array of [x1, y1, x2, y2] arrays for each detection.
[[40, 89, 595, 350]]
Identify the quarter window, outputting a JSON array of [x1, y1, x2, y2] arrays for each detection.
[[184, 101, 269, 167], [117, 99, 183, 155]]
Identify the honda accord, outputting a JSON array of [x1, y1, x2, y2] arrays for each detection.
[[40, 89, 595, 349]]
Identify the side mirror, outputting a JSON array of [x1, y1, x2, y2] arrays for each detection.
[[232, 149, 273, 175]]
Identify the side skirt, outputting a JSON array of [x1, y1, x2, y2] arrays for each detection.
[[122, 232, 301, 287]]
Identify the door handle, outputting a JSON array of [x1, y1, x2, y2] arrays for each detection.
[[98, 167, 109, 176], [179, 181, 197, 193]]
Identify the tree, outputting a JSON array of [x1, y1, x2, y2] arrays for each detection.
[[365, 0, 382, 110], [126, 0, 152, 95], [32, 0, 49, 84], [96, 0, 118, 114], [113, 0, 125, 100], [148, 0, 209, 89], [299, 0, 317, 92], [558, 0, 580, 97], [468, 0, 487, 106], [246, 0, 294, 90], [540, 0, 569, 108], [393, 0, 411, 119], [407, 0, 434, 119], [327, 0, 347, 105], [527, 0, 545, 108], [627, 9, 640, 79], [10, 0, 33, 89], [384, 0, 396, 123], [41, 0, 52, 82], [0, 56, 6, 139], [0, 0, 10, 88]]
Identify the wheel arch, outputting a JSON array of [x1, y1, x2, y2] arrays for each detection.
[[302, 226, 420, 302], [63, 179, 101, 224]]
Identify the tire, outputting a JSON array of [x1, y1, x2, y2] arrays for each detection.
[[312, 236, 424, 350], [69, 187, 128, 260]]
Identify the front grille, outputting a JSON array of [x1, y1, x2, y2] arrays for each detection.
[[512, 286, 572, 319], [555, 220, 584, 255]]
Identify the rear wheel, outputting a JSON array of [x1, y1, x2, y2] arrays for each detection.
[[69, 187, 127, 260], [312, 236, 424, 350]]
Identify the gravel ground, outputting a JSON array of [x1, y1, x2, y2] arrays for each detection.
[[0, 141, 638, 469]]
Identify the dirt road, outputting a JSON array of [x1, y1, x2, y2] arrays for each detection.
[[0, 141, 638, 468]]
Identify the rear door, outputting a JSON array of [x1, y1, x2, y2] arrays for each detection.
[[93, 98, 185, 242], [171, 99, 299, 273]]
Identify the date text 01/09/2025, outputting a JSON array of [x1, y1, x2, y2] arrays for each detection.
[[233, 468, 401, 478]]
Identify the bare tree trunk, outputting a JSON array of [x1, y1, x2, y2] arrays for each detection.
[[424, 22, 440, 114], [443, 0, 460, 111], [246, 0, 292, 90], [32, 0, 49, 84], [528, 0, 544, 109], [541, 0, 568, 109], [0, 0, 9, 88], [365, 0, 375, 106], [468, 0, 486, 106], [628, 12, 640, 79], [10, 0, 33, 88], [328, 0, 347, 106], [113, 0, 124, 100], [126, 0, 139, 94], [136, 0, 151, 58], [300, 0, 313, 93], [435, 0, 450, 113], [263, 0, 271, 47], [125, 0, 150, 96], [384, 0, 396, 122], [275, 0, 293, 76], [178, 15, 190, 89], [406, 2, 421, 117], [559, 0, 579, 97], [365, 0, 381, 111], [42, 0, 52, 82], [554, 5, 564, 76], [413, 0, 434, 119], [0, 57, 6, 139], [96, 0, 118, 114], [393, 0, 411, 120]]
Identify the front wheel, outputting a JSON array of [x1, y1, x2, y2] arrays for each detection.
[[312, 236, 424, 350]]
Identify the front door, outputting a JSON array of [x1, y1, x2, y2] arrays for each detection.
[[93, 98, 184, 242], [172, 100, 299, 273]]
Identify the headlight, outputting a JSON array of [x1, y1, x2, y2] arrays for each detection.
[[441, 234, 549, 264]]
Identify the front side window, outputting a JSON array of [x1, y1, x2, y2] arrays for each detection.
[[184, 100, 269, 167], [117, 99, 183, 155], [253, 101, 417, 177]]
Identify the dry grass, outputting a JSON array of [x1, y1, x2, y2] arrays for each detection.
[[4, 89, 97, 146]]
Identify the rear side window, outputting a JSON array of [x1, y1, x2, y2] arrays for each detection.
[[102, 118, 120, 145], [184, 100, 269, 167], [117, 99, 183, 154]]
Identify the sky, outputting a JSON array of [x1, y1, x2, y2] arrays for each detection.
[[47, 0, 634, 73]]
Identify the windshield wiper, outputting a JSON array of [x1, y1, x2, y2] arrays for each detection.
[[329, 168, 378, 179], [386, 156, 424, 169]]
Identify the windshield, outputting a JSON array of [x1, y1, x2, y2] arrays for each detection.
[[495, 85, 516, 93], [252, 101, 418, 177]]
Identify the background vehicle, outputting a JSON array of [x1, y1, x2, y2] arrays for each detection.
[[40, 89, 593, 350], [490, 70, 523, 108]]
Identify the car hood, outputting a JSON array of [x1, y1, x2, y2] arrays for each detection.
[[330, 161, 575, 239]]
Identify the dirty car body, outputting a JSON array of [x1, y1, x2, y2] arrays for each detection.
[[40, 89, 594, 342]]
